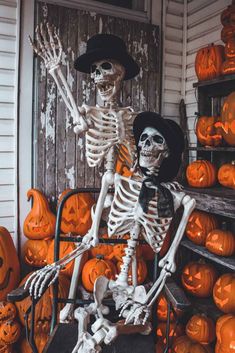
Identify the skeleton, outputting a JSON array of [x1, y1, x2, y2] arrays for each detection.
[[26, 23, 196, 353]]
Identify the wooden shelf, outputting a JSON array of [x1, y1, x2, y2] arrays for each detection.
[[181, 239, 235, 271], [193, 74, 235, 89], [187, 146, 235, 152], [184, 186, 235, 218], [191, 298, 223, 321]]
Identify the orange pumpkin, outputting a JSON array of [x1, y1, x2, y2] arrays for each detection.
[[222, 57, 235, 75], [0, 302, 16, 323], [221, 25, 235, 43], [216, 92, 235, 146], [0, 320, 21, 344], [89, 234, 114, 260], [81, 257, 117, 292], [46, 239, 79, 278], [20, 333, 49, 353], [23, 239, 52, 267], [156, 322, 184, 345], [221, 5, 235, 27], [186, 160, 217, 188], [112, 235, 142, 262], [115, 144, 133, 177], [172, 336, 213, 353], [0, 342, 12, 353], [15, 273, 69, 333], [181, 261, 218, 298], [225, 38, 235, 59], [185, 210, 218, 246], [23, 189, 56, 239], [156, 293, 182, 322], [213, 273, 235, 313], [195, 116, 222, 147], [116, 258, 147, 285], [218, 161, 235, 190], [0, 227, 20, 301], [195, 44, 225, 81], [186, 314, 215, 345], [59, 189, 95, 235], [206, 229, 235, 257], [216, 314, 235, 353]]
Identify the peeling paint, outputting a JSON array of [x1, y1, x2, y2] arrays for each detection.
[[45, 82, 56, 148], [139, 67, 143, 79], [65, 110, 72, 131], [89, 12, 96, 19], [99, 17, 103, 33], [140, 89, 146, 107], [67, 64, 75, 90], [82, 80, 90, 103], [40, 103, 46, 129], [65, 166, 75, 188], [79, 41, 86, 55], [42, 4, 48, 18], [77, 137, 84, 149], [40, 61, 46, 78], [61, 52, 67, 66]]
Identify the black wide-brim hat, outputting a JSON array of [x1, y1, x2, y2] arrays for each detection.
[[133, 112, 185, 182], [74, 33, 140, 80]]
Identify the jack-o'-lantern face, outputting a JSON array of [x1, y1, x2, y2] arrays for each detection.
[[59, 189, 95, 236], [218, 162, 235, 190], [186, 160, 217, 188], [186, 315, 215, 345], [23, 189, 56, 240], [196, 116, 222, 146], [82, 258, 117, 292], [185, 210, 218, 246], [0, 302, 16, 323], [23, 239, 52, 267], [215, 92, 235, 146], [156, 322, 184, 345], [195, 45, 224, 81], [0, 227, 20, 301], [181, 261, 218, 298], [0, 320, 21, 344], [213, 274, 235, 314], [216, 314, 235, 352]]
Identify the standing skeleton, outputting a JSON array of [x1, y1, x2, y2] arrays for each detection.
[[26, 24, 196, 352]]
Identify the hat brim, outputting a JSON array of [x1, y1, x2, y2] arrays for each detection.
[[74, 48, 140, 80], [133, 112, 185, 182]]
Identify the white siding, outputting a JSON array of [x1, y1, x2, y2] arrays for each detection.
[[0, 0, 20, 243], [162, 0, 184, 122], [185, 0, 230, 147]]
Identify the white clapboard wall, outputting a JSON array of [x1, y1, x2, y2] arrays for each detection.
[[185, 0, 231, 148], [162, 0, 184, 122], [0, 0, 20, 244]]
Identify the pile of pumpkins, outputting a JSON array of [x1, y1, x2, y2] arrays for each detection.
[[186, 159, 235, 190], [195, 1, 235, 80], [185, 210, 235, 257]]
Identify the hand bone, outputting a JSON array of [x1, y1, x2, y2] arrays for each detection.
[[24, 264, 61, 299], [29, 22, 63, 72], [120, 300, 150, 325]]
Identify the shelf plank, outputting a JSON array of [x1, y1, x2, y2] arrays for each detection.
[[181, 239, 235, 271], [164, 280, 191, 310], [193, 74, 235, 88], [187, 146, 235, 152], [184, 186, 235, 218]]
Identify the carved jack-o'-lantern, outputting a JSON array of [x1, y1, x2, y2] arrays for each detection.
[[23, 189, 56, 239], [59, 189, 95, 235], [196, 116, 222, 147], [221, 25, 235, 43], [156, 293, 183, 322], [218, 161, 235, 190], [195, 44, 225, 81], [115, 144, 133, 177], [89, 234, 114, 260], [117, 258, 147, 285], [0, 320, 21, 345], [0, 302, 16, 323], [23, 239, 52, 267], [15, 273, 69, 333], [216, 314, 235, 353], [221, 5, 235, 27], [0, 341, 12, 353], [181, 260, 218, 298], [0, 227, 20, 301], [82, 257, 117, 292], [20, 333, 49, 353], [172, 336, 213, 353], [186, 314, 215, 345], [215, 92, 235, 146], [156, 322, 184, 345], [185, 210, 218, 246], [186, 160, 217, 188], [213, 273, 235, 314], [206, 229, 235, 257], [222, 57, 235, 75]]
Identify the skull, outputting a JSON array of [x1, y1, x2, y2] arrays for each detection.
[[90, 59, 125, 103], [138, 127, 169, 170]]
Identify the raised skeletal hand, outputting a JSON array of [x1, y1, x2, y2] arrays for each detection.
[[29, 22, 63, 73]]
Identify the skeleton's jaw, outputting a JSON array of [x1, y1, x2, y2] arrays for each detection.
[[96, 80, 122, 107], [139, 150, 165, 170]]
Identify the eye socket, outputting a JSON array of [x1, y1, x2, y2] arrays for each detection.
[[91, 64, 97, 73], [140, 133, 148, 141], [153, 135, 164, 144], [101, 62, 112, 70]]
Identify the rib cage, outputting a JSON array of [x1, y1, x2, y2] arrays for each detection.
[[108, 174, 173, 253], [84, 106, 136, 168]]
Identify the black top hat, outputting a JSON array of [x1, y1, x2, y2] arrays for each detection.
[[133, 112, 185, 182], [74, 33, 140, 80]]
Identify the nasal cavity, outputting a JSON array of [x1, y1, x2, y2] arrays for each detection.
[[145, 139, 151, 147], [95, 69, 101, 76]]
